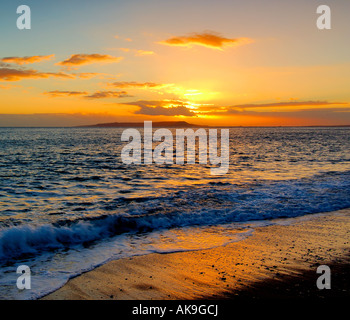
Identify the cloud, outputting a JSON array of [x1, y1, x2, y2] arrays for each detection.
[[1, 108, 348, 127], [135, 50, 155, 56], [125, 100, 195, 116], [110, 81, 168, 89], [200, 101, 350, 117], [45, 90, 131, 99], [125, 100, 183, 108], [229, 100, 348, 110], [221, 107, 350, 119], [0, 66, 75, 81], [45, 91, 88, 97], [119, 48, 131, 52], [76, 72, 107, 79], [85, 91, 131, 99], [57, 54, 123, 67], [135, 106, 195, 116], [116, 48, 155, 56], [158, 31, 252, 50], [1, 54, 55, 65], [191, 100, 350, 119]]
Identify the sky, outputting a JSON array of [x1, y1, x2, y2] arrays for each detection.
[[0, 0, 350, 126]]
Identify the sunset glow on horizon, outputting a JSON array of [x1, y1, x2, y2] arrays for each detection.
[[1, 0, 350, 127]]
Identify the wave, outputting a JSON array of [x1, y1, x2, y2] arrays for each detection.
[[1, 170, 350, 262]]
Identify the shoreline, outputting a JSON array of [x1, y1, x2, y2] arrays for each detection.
[[42, 209, 350, 300]]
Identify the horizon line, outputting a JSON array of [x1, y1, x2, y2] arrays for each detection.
[[1, 125, 350, 128]]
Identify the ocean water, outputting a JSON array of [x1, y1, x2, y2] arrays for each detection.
[[0, 126, 350, 299]]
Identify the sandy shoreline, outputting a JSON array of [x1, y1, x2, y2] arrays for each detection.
[[42, 209, 350, 300]]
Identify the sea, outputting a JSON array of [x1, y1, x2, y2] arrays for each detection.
[[0, 126, 350, 299]]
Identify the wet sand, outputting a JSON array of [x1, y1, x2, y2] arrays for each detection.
[[42, 209, 350, 300]]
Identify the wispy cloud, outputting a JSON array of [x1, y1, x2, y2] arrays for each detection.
[[114, 48, 155, 56], [57, 54, 123, 67], [1, 54, 55, 65], [114, 35, 132, 42], [119, 48, 131, 52], [85, 91, 131, 99], [44, 91, 88, 97], [76, 72, 107, 79], [0, 66, 75, 81], [44, 90, 131, 99], [135, 50, 155, 56], [110, 81, 168, 89], [158, 31, 252, 50], [199, 100, 350, 116], [229, 100, 348, 110], [215, 107, 350, 120]]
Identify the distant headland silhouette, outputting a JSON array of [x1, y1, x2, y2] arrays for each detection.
[[78, 121, 208, 128]]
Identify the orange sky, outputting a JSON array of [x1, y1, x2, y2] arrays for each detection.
[[1, 0, 350, 126]]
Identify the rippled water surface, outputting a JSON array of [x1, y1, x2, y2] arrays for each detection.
[[0, 127, 349, 299]]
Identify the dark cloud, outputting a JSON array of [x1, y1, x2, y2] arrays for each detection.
[[125, 100, 195, 116], [135, 105, 195, 116]]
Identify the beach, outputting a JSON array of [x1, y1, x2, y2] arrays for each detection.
[[42, 208, 350, 300], [2, 127, 350, 300]]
